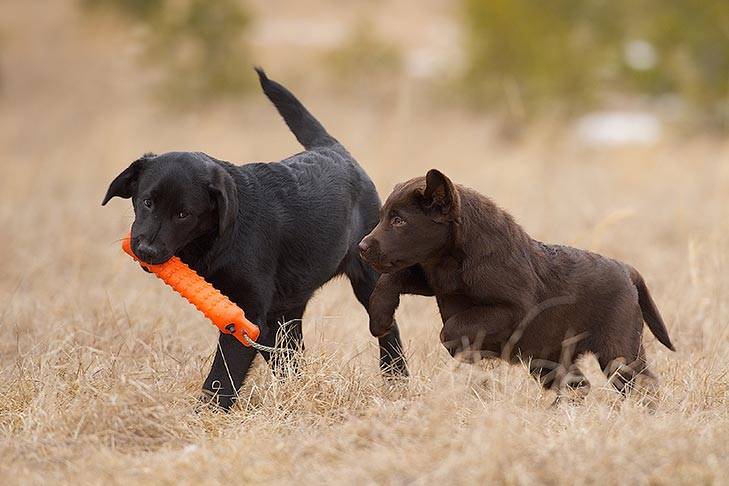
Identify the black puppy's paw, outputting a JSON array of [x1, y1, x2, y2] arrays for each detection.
[[378, 320, 409, 378], [197, 388, 235, 413], [379, 347, 409, 378], [380, 355, 409, 379]]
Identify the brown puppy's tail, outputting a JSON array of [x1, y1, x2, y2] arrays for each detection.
[[629, 266, 676, 351]]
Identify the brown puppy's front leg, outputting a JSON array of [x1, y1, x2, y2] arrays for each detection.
[[439, 305, 514, 361], [369, 275, 401, 337], [369, 266, 433, 337]]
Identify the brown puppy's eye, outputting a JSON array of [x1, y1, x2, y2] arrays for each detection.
[[177, 211, 189, 219], [143, 199, 153, 209], [390, 215, 406, 227]]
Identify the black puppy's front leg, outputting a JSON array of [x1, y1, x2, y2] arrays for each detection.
[[201, 332, 258, 410], [200, 271, 276, 410], [201, 301, 269, 411], [258, 308, 306, 378]]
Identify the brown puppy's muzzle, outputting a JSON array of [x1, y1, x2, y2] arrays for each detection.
[[358, 236, 396, 273], [358, 238, 373, 257], [358, 237, 375, 262]]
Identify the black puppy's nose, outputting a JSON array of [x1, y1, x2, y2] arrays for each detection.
[[358, 240, 370, 254], [135, 240, 163, 263]]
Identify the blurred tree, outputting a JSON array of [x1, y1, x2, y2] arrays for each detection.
[[82, 0, 252, 104], [627, 0, 729, 126], [84, 0, 164, 19], [327, 19, 402, 83], [463, 0, 620, 115], [463, 0, 729, 127]]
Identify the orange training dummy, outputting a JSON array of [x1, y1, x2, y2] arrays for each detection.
[[121, 232, 260, 346]]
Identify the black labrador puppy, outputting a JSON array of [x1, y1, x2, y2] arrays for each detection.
[[102, 68, 407, 410]]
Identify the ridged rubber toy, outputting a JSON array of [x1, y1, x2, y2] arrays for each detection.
[[121, 232, 260, 346]]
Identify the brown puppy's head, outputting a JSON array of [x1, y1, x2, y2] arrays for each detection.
[[359, 169, 460, 273]]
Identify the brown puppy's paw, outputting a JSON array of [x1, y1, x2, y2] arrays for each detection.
[[627, 375, 661, 412], [453, 348, 483, 364], [441, 332, 482, 363], [551, 386, 591, 408], [369, 296, 397, 337], [368, 278, 401, 337], [368, 295, 397, 337], [370, 316, 395, 337]]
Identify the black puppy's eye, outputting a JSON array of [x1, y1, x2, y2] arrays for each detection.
[[177, 211, 189, 219], [390, 215, 406, 227], [143, 199, 153, 209]]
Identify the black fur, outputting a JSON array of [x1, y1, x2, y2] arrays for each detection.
[[103, 69, 408, 410]]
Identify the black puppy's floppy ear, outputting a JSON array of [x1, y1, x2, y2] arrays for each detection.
[[101, 153, 155, 205], [421, 169, 460, 222], [208, 165, 238, 236]]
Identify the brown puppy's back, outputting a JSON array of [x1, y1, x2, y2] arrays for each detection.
[[361, 169, 674, 399]]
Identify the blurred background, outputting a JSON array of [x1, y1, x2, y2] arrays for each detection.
[[1, 1, 728, 482], [5, 0, 729, 134]]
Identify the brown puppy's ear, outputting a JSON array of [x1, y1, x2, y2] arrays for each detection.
[[101, 153, 155, 205], [208, 166, 238, 236], [421, 169, 460, 222]]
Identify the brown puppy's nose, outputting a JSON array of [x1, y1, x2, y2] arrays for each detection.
[[358, 240, 370, 254]]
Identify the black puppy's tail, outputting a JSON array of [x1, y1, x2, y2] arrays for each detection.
[[629, 266, 676, 351], [255, 67, 337, 150]]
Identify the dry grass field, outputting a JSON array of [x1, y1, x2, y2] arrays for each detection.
[[1, 2, 728, 484]]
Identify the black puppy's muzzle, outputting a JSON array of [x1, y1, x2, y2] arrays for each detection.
[[131, 237, 172, 265]]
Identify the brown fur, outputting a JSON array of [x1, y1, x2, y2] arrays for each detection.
[[359, 169, 675, 398]]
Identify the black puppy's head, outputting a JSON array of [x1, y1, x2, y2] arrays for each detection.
[[102, 152, 238, 264]]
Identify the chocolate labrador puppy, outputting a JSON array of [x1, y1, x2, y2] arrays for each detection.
[[103, 69, 407, 410], [359, 169, 674, 398]]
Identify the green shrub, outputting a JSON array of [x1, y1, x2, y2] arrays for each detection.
[[326, 20, 402, 84], [463, 0, 729, 127], [83, 0, 252, 104]]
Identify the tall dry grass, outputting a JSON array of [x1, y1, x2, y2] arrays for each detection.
[[1, 1, 728, 484]]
